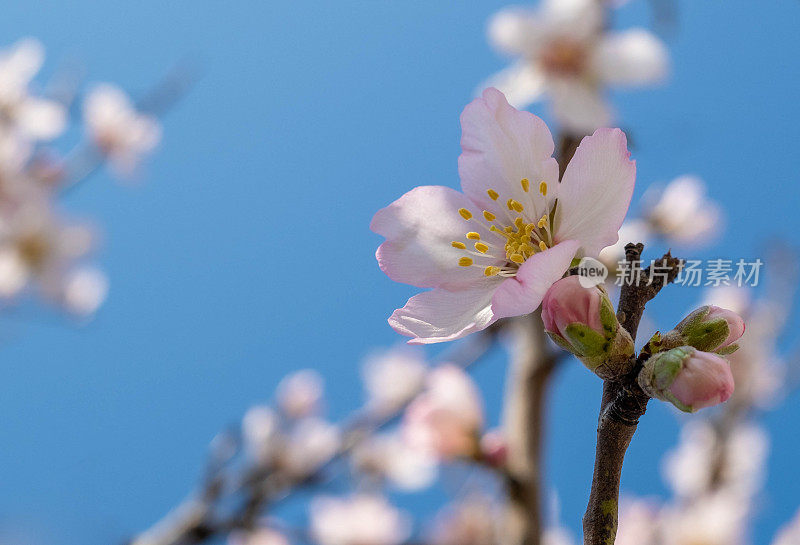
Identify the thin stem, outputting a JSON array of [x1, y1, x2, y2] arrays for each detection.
[[582, 244, 683, 545]]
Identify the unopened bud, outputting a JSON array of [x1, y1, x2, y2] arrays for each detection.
[[638, 346, 734, 412], [661, 305, 745, 355], [542, 276, 634, 379]]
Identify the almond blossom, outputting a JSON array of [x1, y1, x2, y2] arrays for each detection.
[[372, 88, 635, 344], [643, 175, 723, 245], [83, 83, 161, 177], [483, 0, 668, 133], [0, 38, 66, 143], [310, 495, 411, 545]]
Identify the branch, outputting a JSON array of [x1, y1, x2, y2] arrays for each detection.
[[582, 243, 683, 545], [502, 311, 561, 545]]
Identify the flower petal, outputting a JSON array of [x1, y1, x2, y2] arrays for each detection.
[[593, 29, 669, 87], [477, 62, 547, 111], [487, 8, 545, 57], [389, 284, 499, 344], [372, 185, 499, 290], [554, 128, 635, 257], [548, 78, 613, 134], [491, 239, 580, 319], [458, 88, 559, 220]]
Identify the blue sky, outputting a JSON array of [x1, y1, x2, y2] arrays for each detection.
[[0, 1, 798, 544]]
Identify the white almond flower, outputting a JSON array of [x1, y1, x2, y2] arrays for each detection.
[[352, 432, 437, 491], [429, 495, 499, 545], [483, 0, 668, 133], [275, 369, 324, 418], [279, 417, 340, 478], [241, 405, 280, 464], [642, 175, 723, 246], [615, 499, 660, 545], [662, 420, 767, 501], [0, 38, 66, 142], [310, 495, 411, 545], [83, 83, 161, 176], [661, 491, 748, 545], [773, 509, 800, 545], [362, 347, 427, 415]]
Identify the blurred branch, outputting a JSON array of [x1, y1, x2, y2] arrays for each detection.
[[582, 243, 683, 545]]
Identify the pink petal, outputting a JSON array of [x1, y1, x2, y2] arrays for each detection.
[[554, 128, 635, 257], [458, 88, 559, 219], [389, 284, 499, 344], [491, 239, 580, 319], [371, 186, 498, 290]]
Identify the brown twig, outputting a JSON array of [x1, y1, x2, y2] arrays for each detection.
[[582, 243, 683, 545]]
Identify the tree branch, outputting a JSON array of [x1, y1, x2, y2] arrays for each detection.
[[582, 243, 683, 545]]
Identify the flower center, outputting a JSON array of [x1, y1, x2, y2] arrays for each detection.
[[539, 38, 587, 77], [452, 178, 555, 278]]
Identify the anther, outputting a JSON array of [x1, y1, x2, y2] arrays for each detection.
[[510, 254, 524, 264], [467, 232, 481, 240], [451, 241, 467, 249], [538, 241, 548, 251], [539, 181, 547, 196], [459, 208, 473, 220], [520, 178, 530, 192], [475, 242, 489, 253], [458, 257, 474, 267], [484, 266, 500, 276], [483, 211, 496, 221], [487, 189, 499, 201]]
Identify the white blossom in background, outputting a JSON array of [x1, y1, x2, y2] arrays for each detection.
[[278, 417, 339, 478], [661, 491, 749, 545], [242, 405, 280, 465], [403, 364, 484, 460], [598, 218, 650, 272], [351, 431, 438, 491], [614, 499, 660, 545], [662, 420, 767, 501], [0, 193, 101, 310], [275, 369, 324, 418], [310, 495, 411, 545], [361, 347, 427, 415], [228, 528, 290, 545], [429, 495, 499, 545], [483, 0, 668, 133], [0, 38, 66, 143], [642, 175, 723, 245], [83, 83, 161, 177], [774, 510, 800, 545]]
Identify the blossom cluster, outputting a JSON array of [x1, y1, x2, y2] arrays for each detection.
[[0, 38, 161, 315]]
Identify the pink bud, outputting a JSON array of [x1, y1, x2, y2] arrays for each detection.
[[705, 305, 745, 348], [669, 350, 735, 411], [479, 429, 507, 468], [541, 276, 603, 337]]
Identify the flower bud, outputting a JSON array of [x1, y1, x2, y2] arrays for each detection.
[[638, 346, 734, 412], [662, 305, 745, 355], [542, 275, 634, 379]]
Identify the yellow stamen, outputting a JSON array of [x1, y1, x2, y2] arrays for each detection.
[[483, 211, 496, 221], [537, 214, 548, 228], [484, 266, 500, 276], [487, 189, 499, 201], [539, 241, 548, 251], [451, 241, 467, 249], [459, 208, 473, 220], [475, 242, 489, 253], [458, 257, 473, 267], [539, 181, 547, 196], [520, 178, 530, 192], [466, 232, 481, 240], [510, 253, 524, 264], [507, 199, 524, 213]]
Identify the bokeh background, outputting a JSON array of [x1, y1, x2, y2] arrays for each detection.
[[1, 0, 798, 543]]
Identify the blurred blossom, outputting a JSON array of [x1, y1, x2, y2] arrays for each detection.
[[703, 286, 785, 408], [542, 527, 575, 545], [643, 176, 723, 246], [83, 83, 161, 177], [0, 194, 100, 310], [361, 347, 427, 415], [598, 219, 650, 272], [242, 405, 279, 464], [661, 491, 748, 545], [662, 420, 767, 500], [429, 495, 498, 545], [310, 495, 411, 545], [615, 499, 660, 545], [403, 364, 484, 459], [479, 429, 508, 468], [228, 528, 289, 545], [279, 417, 339, 478], [483, 0, 668, 133], [0, 38, 66, 143], [352, 432, 437, 491], [275, 369, 324, 418], [774, 509, 800, 545]]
